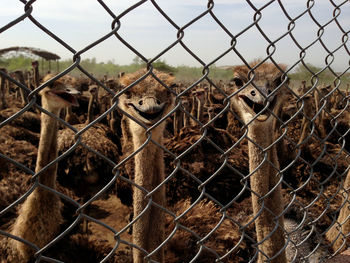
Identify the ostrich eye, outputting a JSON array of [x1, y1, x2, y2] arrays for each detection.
[[124, 90, 132, 98], [50, 82, 59, 89], [233, 77, 244, 87], [166, 88, 172, 97], [273, 74, 284, 87], [170, 83, 177, 89]]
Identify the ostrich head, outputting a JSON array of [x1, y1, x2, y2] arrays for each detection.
[[39, 74, 80, 111], [88, 84, 99, 97], [230, 62, 288, 124], [118, 69, 175, 127]]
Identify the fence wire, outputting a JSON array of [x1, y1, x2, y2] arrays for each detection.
[[0, 0, 350, 263]]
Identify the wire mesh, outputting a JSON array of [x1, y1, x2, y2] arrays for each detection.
[[0, 0, 349, 263]]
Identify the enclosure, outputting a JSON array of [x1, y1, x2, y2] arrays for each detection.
[[0, 1, 350, 263]]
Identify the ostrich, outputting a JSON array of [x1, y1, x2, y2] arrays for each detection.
[[2, 74, 79, 262], [194, 87, 205, 123], [57, 123, 120, 200], [109, 98, 122, 137], [182, 96, 191, 128], [0, 68, 8, 110], [57, 82, 120, 225], [230, 61, 289, 263], [118, 69, 174, 263], [326, 158, 350, 252], [297, 88, 314, 149], [85, 84, 99, 124], [31, 60, 40, 88], [65, 106, 80, 125], [173, 85, 183, 136], [102, 77, 123, 136], [313, 85, 327, 140], [189, 94, 197, 127], [11, 70, 27, 107]]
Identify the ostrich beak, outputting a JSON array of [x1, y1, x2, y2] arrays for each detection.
[[51, 86, 80, 107]]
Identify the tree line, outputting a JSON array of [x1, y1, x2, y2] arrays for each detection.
[[0, 55, 348, 86]]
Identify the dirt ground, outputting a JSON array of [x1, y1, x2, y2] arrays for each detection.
[[0, 79, 349, 262]]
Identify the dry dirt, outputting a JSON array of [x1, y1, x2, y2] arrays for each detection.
[[0, 80, 349, 262]]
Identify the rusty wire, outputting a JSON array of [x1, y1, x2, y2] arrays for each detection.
[[0, 0, 350, 262]]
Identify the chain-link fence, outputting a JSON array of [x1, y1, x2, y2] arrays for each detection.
[[0, 0, 350, 262]]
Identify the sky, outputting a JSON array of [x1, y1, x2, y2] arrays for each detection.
[[0, 0, 350, 72]]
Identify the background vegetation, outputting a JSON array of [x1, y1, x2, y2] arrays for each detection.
[[0, 55, 349, 88]]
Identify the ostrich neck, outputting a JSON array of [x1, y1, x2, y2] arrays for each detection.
[[8, 98, 63, 260], [247, 120, 278, 175], [326, 169, 350, 251], [247, 120, 279, 210], [36, 99, 60, 188], [86, 94, 95, 124], [131, 122, 165, 188], [247, 119, 286, 263], [131, 121, 166, 262], [33, 66, 39, 87]]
